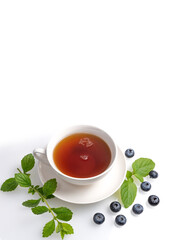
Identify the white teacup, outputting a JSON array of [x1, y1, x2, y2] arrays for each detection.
[[33, 125, 117, 185]]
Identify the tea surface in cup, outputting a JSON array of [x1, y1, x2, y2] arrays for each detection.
[[53, 133, 111, 178]]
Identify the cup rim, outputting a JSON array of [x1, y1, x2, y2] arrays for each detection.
[[46, 125, 117, 181]]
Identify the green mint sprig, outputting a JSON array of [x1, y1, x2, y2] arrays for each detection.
[[120, 158, 155, 208], [0, 153, 74, 239]]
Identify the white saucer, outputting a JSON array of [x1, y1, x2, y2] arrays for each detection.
[[38, 146, 126, 204]]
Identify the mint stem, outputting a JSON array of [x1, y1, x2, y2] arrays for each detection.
[[32, 186, 60, 224], [17, 168, 22, 173], [1, 153, 73, 239], [17, 168, 60, 224]]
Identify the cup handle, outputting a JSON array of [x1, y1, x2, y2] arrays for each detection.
[[33, 148, 50, 166]]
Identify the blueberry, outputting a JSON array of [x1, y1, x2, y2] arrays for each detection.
[[125, 149, 135, 158], [149, 170, 158, 178], [110, 201, 121, 212], [115, 215, 127, 226], [93, 213, 105, 224], [148, 195, 160, 206], [132, 204, 144, 214], [141, 181, 151, 191]]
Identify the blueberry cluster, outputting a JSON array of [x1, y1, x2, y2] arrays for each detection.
[[93, 165, 160, 226], [93, 201, 126, 226]]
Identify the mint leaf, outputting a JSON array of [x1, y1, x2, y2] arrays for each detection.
[[134, 173, 144, 182], [62, 223, 74, 235], [21, 154, 35, 173], [15, 173, 31, 187], [22, 199, 41, 207], [56, 222, 73, 239], [57, 223, 74, 239], [37, 187, 43, 195], [42, 219, 55, 237], [37, 187, 54, 198], [60, 230, 65, 239], [52, 207, 73, 221], [28, 187, 35, 195], [128, 177, 134, 183], [120, 179, 137, 208], [32, 206, 49, 215], [126, 171, 132, 179], [1, 178, 18, 192], [56, 222, 63, 233], [132, 158, 155, 177], [43, 179, 57, 197], [46, 194, 55, 199]]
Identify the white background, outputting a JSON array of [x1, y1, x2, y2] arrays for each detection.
[[0, 0, 180, 239]]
